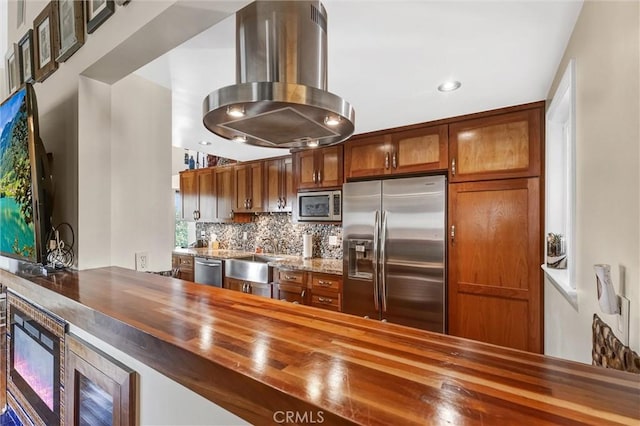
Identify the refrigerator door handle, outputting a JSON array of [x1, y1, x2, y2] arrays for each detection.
[[380, 210, 388, 312], [372, 210, 380, 311]]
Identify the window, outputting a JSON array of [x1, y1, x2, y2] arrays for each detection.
[[174, 190, 188, 248], [543, 59, 577, 308]]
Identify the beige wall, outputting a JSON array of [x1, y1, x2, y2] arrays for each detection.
[[544, 1, 639, 362]]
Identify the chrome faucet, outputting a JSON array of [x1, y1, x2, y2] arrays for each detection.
[[261, 238, 282, 255]]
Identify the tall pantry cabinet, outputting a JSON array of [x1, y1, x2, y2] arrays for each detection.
[[447, 103, 544, 353]]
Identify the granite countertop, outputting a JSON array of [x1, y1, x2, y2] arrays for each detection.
[[172, 248, 343, 275]]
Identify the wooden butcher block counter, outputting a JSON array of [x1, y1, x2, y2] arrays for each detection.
[[1, 266, 638, 425]]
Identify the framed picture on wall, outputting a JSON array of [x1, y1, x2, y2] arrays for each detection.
[[56, 0, 84, 62], [33, 2, 60, 82], [4, 45, 19, 95], [86, 0, 115, 34], [18, 29, 35, 84]]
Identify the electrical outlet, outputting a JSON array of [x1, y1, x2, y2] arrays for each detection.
[[242, 231, 248, 241], [328, 235, 338, 246], [135, 252, 149, 272]]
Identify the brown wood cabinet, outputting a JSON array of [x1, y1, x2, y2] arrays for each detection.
[[214, 165, 235, 221], [197, 168, 216, 221], [449, 108, 542, 182], [294, 145, 343, 190], [172, 254, 194, 282], [448, 178, 542, 353], [264, 156, 294, 212], [234, 162, 263, 213], [274, 268, 307, 304], [310, 272, 342, 312], [225, 277, 272, 298], [179, 170, 198, 221], [344, 125, 448, 179]]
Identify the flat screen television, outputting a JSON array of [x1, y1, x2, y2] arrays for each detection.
[[0, 84, 52, 264]]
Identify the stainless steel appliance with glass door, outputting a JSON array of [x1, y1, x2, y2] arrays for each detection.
[[342, 176, 446, 332]]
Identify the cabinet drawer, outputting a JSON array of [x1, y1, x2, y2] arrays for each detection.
[[277, 269, 305, 285], [174, 255, 193, 268], [311, 274, 341, 293], [311, 294, 340, 311], [277, 284, 306, 304]]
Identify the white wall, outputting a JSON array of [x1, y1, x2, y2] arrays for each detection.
[[111, 74, 173, 271], [544, 1, 639, 362]]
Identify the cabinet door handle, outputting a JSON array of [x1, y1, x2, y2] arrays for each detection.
[[317, 170, 322, 183], [277, 197, 282, 209], [450, 225, 455, 242], [248, 198, 252, 209], [318, 297, 333, 304], [451, 158, 456, 176], [392, 152, 397, 169], [318, 280, 332, 287], [193, 210, 197, 221], [385, 152, 390, 169], [301, 289, 306, 299], [281, 197, 286, 208]]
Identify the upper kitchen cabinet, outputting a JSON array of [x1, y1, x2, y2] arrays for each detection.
[[294, 145, 343, 190], [179, 169, 215, 221], [214, 165, 235, 221], [344, 125, 448, 179], [180, 170, 198, 221], [234, 162, 263, 213], [448, 105, 543, 182], [264, 156, 294, 212]]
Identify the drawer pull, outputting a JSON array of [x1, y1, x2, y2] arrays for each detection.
[[285, 275, 298, 281], [318, 297, 333, 304], [317, 280, 332, 287]]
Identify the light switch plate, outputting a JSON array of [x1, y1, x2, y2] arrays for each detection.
[[328, 236, 338, 246]]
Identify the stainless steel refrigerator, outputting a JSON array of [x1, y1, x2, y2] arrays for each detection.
[[342, 175, 446, 332]]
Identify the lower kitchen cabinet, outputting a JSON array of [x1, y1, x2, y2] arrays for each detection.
[[171, 254, 194, 282], [274, 269, 307, 304], [274, 268, 343, 312], [225, 277, 272, 298], [310, 273, 342, 312], [448, 177, 542, 353]]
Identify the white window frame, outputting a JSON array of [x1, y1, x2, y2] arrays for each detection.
[[543, 59, 577, 309]]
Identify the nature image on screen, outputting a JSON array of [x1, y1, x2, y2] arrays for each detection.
[[0, 88, 36, 260]]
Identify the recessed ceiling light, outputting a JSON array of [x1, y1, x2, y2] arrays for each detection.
[[437, 80, 462, 92], [306, 140, 319, 148], [324, 116, 341, 126], [232, 135, 247, 143], [226, 105, 245, 117], [198, 141, 212, 146]]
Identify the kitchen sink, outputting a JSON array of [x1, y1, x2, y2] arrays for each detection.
[[225, 255, 282, 283], [235, 254, 282, 263]]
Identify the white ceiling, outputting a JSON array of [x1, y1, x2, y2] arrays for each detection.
[[134, 0, 583, 162]]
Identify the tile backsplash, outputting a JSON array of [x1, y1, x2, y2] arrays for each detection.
[[196, 213, 343, 259]]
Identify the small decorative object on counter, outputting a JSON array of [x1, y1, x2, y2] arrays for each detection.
[[189, 155, 195, 169], [546, 233, 567, 269], [184, 150, 189, 165]]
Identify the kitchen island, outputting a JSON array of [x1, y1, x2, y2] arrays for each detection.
[[1, 266, 638, 425]]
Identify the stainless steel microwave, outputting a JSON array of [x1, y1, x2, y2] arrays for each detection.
[[297, 190, 342, 222]]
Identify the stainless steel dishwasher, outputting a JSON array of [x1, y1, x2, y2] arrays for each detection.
[[194, 257, 223, 287]]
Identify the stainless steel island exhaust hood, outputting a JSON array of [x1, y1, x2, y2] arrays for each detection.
[[202, 1, 355, 149]]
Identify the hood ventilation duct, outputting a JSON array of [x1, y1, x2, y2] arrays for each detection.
[[203, 1, 355, 149]]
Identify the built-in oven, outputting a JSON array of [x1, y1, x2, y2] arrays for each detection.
[[296, 190, 341, 222]]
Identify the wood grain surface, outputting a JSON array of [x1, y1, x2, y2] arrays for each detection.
[[1, 267, 639, 425]]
